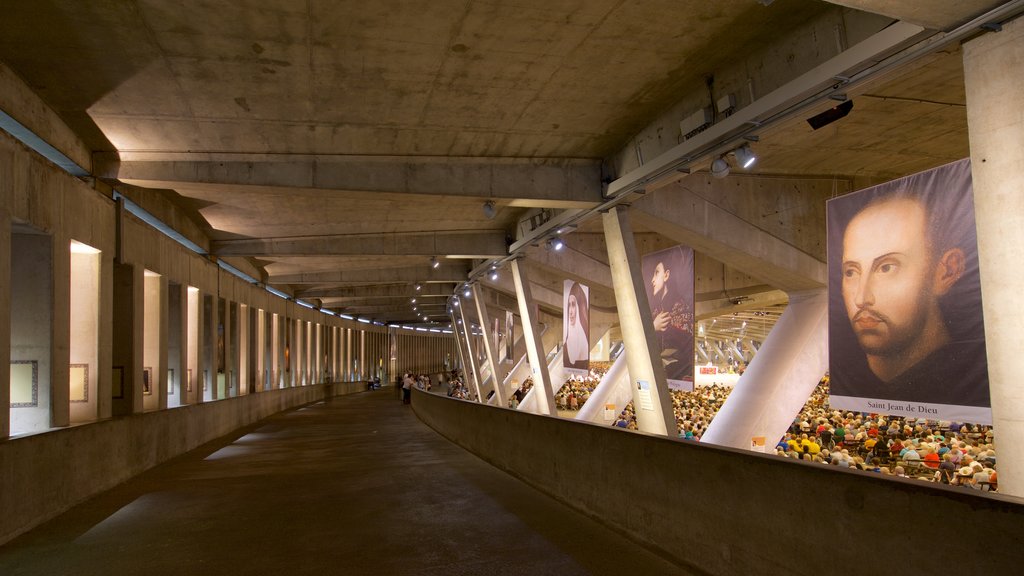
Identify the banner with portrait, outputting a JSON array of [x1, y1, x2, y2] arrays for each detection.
[[826, 158, 991, 424], [641, 245, 695, 391], [562, 280, 590, 374]]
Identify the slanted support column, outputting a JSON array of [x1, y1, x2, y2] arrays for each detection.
[[602, 206, 674, 435], [457, 297, 483, 401], [510, 258, 556, 416], [473, 284, 507, 407], [449, 311, 470, 379], [701, 289, 828, 449], [964, 17, 1024, 497]]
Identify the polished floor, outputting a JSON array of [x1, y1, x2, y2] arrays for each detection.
[[0, 388, 695, 576]]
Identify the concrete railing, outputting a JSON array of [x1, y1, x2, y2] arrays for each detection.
[[0, 381, 367, 545], [413, 389, 1023, 575]]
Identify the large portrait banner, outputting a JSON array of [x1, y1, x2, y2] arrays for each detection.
[[827, 158, 991, 423], [641, 245, 695, 391], [563, 280, 590, 374]]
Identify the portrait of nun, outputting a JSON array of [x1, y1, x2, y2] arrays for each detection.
[[563, 280, 590, 370]]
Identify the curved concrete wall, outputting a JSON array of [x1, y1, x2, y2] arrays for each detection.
[[413, 390, 1023, 575], [0, 381, 366, 545]]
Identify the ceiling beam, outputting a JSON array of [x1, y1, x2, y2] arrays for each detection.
[[268, 263, 469, 285], [98, 153, 603, 209], [296, 283, 455, 299], [212, 230, 508, 258]]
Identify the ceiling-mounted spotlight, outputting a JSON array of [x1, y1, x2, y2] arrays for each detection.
[[482, 200, 497, 219], [430, 256, 440, 269], [415, 283, 422, 291], [734, 144, 757, 169], [545, 238, 565, 251], [711, 156, 730, 179], [453, 298, 460, 307], [411, 298, 417, 303], [490, 270, 499, 281], [463, 287, 471, 298]]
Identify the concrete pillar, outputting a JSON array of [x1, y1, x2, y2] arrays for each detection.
[[51, 235, 70, 428], [208, 294, 218, 400], [602, 206, 674, 436], [457, 298, 483, 401], [510, 259, 557, 416], [157, 275, 169, 410], [964, 18, 1024, 497], [701, 289, 828, 449], [473, 284, 507, 407], [0, 210, 10, 438], [98, 251, 113, 419]]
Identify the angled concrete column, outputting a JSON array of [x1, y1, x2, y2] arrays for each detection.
[[965, 17, 1024, 497], [457, 298, 483, 401], [602, 206, 674, 435], [449, 310, 472, 387], [576, 352, 631, 424], [473, 284, 507, 407], [510, 259, 556, 416], [701, 289, 828, 449]]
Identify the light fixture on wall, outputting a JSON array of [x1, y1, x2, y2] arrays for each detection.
[[482, 200, 497, 219], [734, 144, 757, 169], [710, 156, 730, 179]]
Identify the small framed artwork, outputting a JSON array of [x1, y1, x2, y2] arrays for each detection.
[[112, 366, 125, 399], [167, 369, 175, 395], [203, 369, 209, 391], [11, 360, 39, 408], [187, 368, 193, 393], [143, 367, 153, 396], [70, 363, 89, 403]]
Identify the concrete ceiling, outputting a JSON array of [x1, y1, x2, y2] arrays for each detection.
[[1, 0, 1018, 329]]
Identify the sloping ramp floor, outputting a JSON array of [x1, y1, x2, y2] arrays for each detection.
[[0, 390, 696, 576]]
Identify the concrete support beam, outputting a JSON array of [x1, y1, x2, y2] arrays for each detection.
[[269, 263, 469, 285], [297, 283, 455, 300], [602, 206, 675, 436], [99, 153, 603, 209], [964, 15, 1024, 497], [213, 230, 508, 259], [632, 182, 826, 292], [823, 0, 1007, 30], [473, 284, 507, 408], [457, 298, 483, 402], [701, 289, 829, 450], [510, 259, 557, 416]]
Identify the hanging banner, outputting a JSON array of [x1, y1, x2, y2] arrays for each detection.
[[504, 310, 515, 364], [827, 158, 991, 424], [563, 280, 590, 373], [641, 245, 695, 391]]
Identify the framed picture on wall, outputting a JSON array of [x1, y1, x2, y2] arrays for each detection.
[[11, 360, 39, 408], [167, 369, 174, 395], [112, 366, 125, 399], [143, 367, 153, 396], [187, 368, 193, 393], [70, 363, 89, 403]]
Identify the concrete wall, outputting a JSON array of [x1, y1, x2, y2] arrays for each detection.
[[413, 390, 1024, 576], [0, 380, 368, 545]]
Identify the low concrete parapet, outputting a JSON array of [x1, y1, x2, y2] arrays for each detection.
[[413, 389, 1024, 575]]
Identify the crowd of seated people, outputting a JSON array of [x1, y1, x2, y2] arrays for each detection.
[[608, 377, 998, 491], [555, 362, 612, 412]]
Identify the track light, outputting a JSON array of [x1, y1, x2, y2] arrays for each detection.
[[711, 156, 730, 179], [463, 287, 471, 298], [411, 298, 417, 303], [490, 270, 499, 281], [453, 298, 459, 307], [415, 283, 422, 291], [431, 256, 440, 269], [545, 238, 565, 251], [734, 144, 757, 169], [482, 200, 497, 219]]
